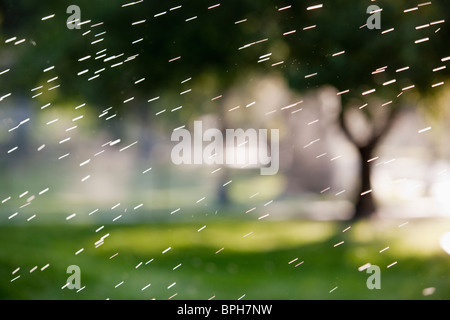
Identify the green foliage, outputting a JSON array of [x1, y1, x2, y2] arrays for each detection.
[[273, 0, 450, 108], [0, 0, 276, 120], [1, 0, 448, 117]]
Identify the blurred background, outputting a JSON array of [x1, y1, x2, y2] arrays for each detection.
[[0, 0, 449, 299]]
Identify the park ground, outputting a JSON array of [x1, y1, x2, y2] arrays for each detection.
[[0, 217, 449, 300]]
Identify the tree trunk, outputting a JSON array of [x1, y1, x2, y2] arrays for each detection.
[[337, 105, 400, 220], [353, 145, 376, 219], [216, 101, 232, 208], [217, 175, 231, 207]]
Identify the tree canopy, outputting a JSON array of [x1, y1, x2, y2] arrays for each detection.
[[1, 1, 448, 114]]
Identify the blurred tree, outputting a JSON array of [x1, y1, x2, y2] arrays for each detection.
[[0, 0, 276, 119], [273, 0, 450, 219], [0, 0, 276, 205]]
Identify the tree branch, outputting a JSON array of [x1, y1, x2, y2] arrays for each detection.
[[338, 104, 402, 151], [368, 106, 401, 149], [338, 108, 359, 147]]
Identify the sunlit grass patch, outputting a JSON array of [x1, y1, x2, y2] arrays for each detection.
[[0, 218, 449, 299], [95, 220, 336, 255], [347, 218, 450, 258]]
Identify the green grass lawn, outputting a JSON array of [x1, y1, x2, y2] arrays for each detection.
[[0, 218, 449, 300]]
